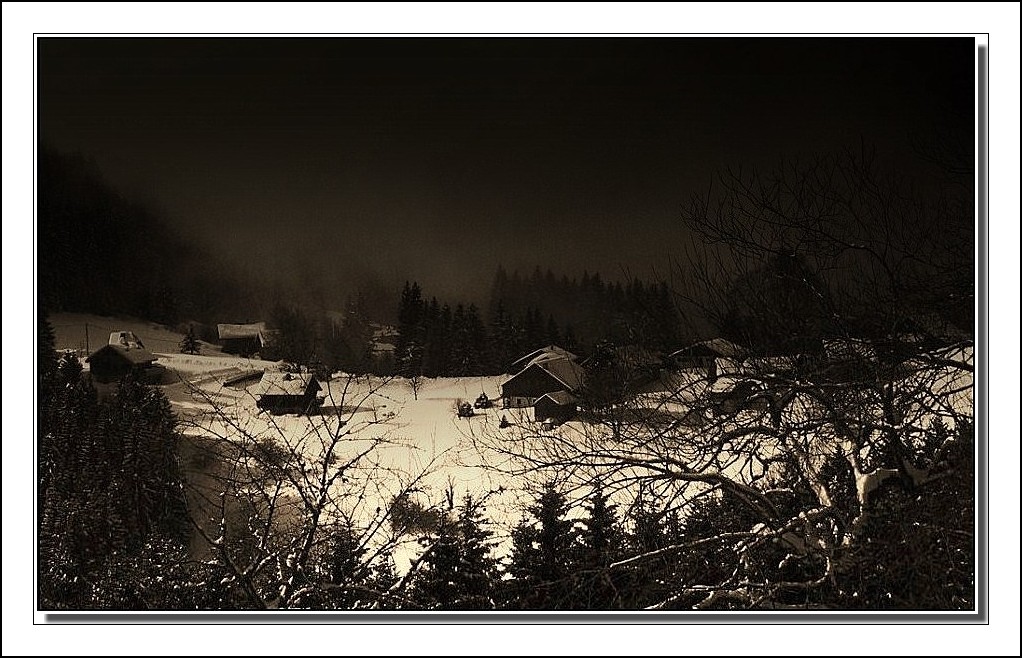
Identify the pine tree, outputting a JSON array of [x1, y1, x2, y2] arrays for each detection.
[[315, 522, 374, 609], [396, 282, 426, 377], [579, 485, 620, 561], [616, 488, 689, 609], [179, 325, 201, 354], [488, 301, 514, 373], [504, 484, 578, 609], [38, 326, 190, 609], [447, 304, 469, 376], [573, 483, 624, 609], [38, 311, 59, 403], [545, 314, 561, 346], [422, 297, 443, 376], [407, 496, 499, 610], [465, 304, 489, 375]]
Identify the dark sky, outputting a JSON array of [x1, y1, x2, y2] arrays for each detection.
[[38, 37, 975, 305]]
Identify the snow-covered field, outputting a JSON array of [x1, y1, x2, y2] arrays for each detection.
[[47, 313, 542, 565], [168, 362, 547, 568]]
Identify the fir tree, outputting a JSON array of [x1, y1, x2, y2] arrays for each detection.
[[617, 489, 688, 609], [465, 304, 489, 375], [488, 301, 514, 373], [574, 483, 624, 609], [395, 281, 426, 377], [38, 324, 189, 609], [179, 325, 201, 354], [504, 484, 578, 609], [409, 496, 499, 610]]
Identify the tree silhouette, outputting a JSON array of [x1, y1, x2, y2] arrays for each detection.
[[179, 325, 201, 355]]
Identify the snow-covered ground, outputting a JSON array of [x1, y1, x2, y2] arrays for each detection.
[[48, 313, 976, 572], [169, 365, 542, 568]]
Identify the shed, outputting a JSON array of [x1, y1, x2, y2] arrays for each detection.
[[534, 390, 578, 423], [86, 343, 161, 384], [668, 339, 747, 381], [217, 322, 269, 356], [254, 371, 324, 415], [501, 357, 584, 408]]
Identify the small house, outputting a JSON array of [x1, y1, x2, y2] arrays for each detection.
[[668, 339, 747, 382], [254, 371, 324, 415], [218, 322, 269, 357], [534, 390, 578, 423], [86, 339, 161, 384], [501, 356, 585, 408]]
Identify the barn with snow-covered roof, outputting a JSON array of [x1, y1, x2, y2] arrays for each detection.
[[217, 322, 269, 356], [86, 333, 162, 384], [500, 355, 585, 409], [508, 345, 578, 373]]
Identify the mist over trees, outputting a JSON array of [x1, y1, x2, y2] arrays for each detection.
[[488, 266, 683, 354], [38, 147, 257, 326], [392, 270, 684, 378]]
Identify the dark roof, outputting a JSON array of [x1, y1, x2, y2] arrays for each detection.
[[536, 357, 585, 391], [535, 390, 578, 406], [86, 344, 157, 365], [253, 371, 321, 396], [217, 322, 267, 340], [670, 338, 746, 360]]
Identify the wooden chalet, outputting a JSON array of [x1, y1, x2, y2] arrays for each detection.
[[86, 338, 161, 384], [217, 322, 269, 356], [501, 356, 584, 408], [254, 371, 324, 415], [668, 338, 747, 381]]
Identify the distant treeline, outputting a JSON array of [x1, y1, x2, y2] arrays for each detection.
[[487, 265, 682, 354], [392, 270, 683, 377]]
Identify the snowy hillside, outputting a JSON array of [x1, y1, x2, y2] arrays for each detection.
[[48, 312, 220, 357]]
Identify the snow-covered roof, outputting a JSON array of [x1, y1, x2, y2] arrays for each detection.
[[535, 390, 578, 406], [536, 357, 585, 391], [217, 322, 267, 340], [253, 371, 321, 396], [108, 330, 145, 349], [510, 345, 578, 371], [501, 356, 585, 394], [87, 343, 157, 365]]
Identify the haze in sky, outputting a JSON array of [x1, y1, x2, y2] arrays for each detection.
[[38, 37, 974, 305]]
